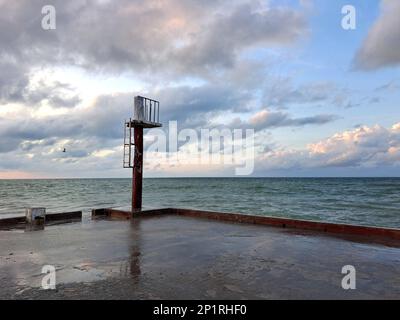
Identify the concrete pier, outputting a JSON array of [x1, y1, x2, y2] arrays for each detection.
[[0, 209, 399, 299]]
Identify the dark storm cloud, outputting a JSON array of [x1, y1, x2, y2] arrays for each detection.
[[0, 81, 338, 157], [0, 92, 132, 149], [353, 0, 400, 70], [0, 0, 325, 175], [0, 0, 308, 77], [0, 82, 252, 155], [26, 81, 81, 108], [171, 3, 308, 74], [0, 138, 20, 153], [0, 0, 308, 111], [0, 60, 81, 108], [0, 61, 29, 103], [152, 84, 253, 127]]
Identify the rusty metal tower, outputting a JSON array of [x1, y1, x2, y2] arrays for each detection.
[[123, 96, 161, 212]]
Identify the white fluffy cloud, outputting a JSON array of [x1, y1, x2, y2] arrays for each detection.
[[257, 123, 400, 172]]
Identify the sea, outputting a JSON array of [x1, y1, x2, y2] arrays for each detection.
[[0, 178, 399, 228]]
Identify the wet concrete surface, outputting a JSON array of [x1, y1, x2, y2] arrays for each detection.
[[0, 214, 399, 299]]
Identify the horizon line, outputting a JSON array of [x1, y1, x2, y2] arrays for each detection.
[[1, 176, 400, 180]]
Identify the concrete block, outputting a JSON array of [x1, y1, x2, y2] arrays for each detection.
[[25, 208, 46, 225]]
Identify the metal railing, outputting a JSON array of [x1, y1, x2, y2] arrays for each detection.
[[134, 96, 160, 123]]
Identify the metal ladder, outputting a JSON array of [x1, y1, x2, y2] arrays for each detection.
[[123, 119, 134, 168]]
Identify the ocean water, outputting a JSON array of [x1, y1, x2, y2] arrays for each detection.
[[0, 178, 399, 228]]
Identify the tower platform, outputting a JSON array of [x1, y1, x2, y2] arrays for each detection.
[[126, 119, 162, 129]]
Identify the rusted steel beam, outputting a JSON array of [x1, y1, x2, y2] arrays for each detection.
[[0, 216, 26, 227], [173, 208, 400, 241], [90, 206, 400, 243], [0, 211, 82, 229], [91, 208, 109, 217], [132, 126, 143, 212], [45, 211, 82, 222], [91, 208, 172, 220]]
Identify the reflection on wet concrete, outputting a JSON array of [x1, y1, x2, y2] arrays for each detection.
[[0, 214, 399, 299], [119, 218, 142, 283], [25, 224, 45, 232], [129, 218, 142, 283]]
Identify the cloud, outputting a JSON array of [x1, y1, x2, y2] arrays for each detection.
[[231, 109, 338, 131], [0, 0, 308, 79], [256, 122, 400, 172], [307, 123, 400, 167], [0, 83, 245, 157], [1, 0, 397, 178], [263, 80, 356, 109], [0, 92, 131, 155], [374, 80, 399, 92], [0, 60, 81, 108], [131, 122, 400, 177], [0, 60, 29, 103], [26, 81, 82, 108], [171, 3, 308, 74], [0, 80, 335, 155], [153, 83, 253, 127], [0, 81, 338, 177], [354, 0, 400, 70]]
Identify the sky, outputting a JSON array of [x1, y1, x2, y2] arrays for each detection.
[[0, 0, 399, 178]]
